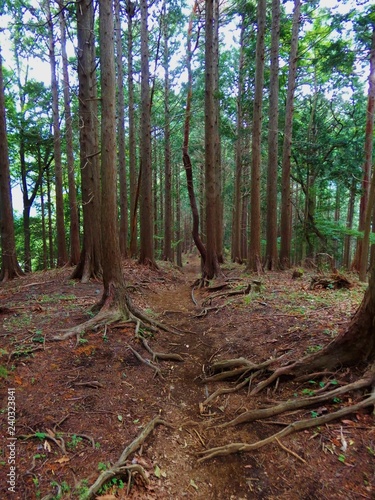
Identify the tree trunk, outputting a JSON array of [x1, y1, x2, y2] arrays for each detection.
[[232, 18, 245, 264], [358, 27, 375, 281], [162, 1, 172, 262], [126, 1, 138, 258], [45, 0, 68, 267], [0, 51, 24, 281], [139, 0, 156, 268], [72, 0, 102, 283], [247, 0, 266, 273], [204, 0, 221, 280], [98, 0, 128, 311], [279, 0, 301, 269], [182, 0, 206, 265], [59, 2, 81, 266], [115, 0, 128, 260], [264, 0, 280, 271]]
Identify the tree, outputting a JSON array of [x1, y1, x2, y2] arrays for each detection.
[[279, 0, 301, 269], [58, 1, 80, 266], [204, 0, 221, 280], [115, 0, 128, 260], [232, 14, 245, 264], [97, 0, 128, 311], [0, 50, 24, 281], [45, 0, 68, 267], [247, 0, 266, 273], [71, 0, 102, 282], [264, 0, 280, 270], [359, 25, 375, 281], [162, 0, 172, 262], [126, 0, 138, 258], [139, 0, 157, 268]]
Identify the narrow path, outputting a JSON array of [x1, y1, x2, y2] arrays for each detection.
[[142, 260, 261, 499]]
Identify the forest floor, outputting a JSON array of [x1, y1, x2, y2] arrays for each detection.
[[0, 256, 374, 500]]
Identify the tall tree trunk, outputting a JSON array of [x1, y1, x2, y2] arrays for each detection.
[[358, 27, 375, 281], [162, 1, 172, 262], [182, 0, 206, 265], [264, 0, 280, 271], [59, 2, 81, 266], [126, 1, 138, 257], [139, 0, 156, 268], [0, 51, 24, 281], [72, 0, 102, 282], [115, 0, 128, 259], [204, 0, 221, 280], [98, 0, 128, 309], [232, 18, 245, 264], [45, 0, 68, 267], [247, 0, 266, 273], [279, 0, 301, 269], [213, 0, 223, 264]]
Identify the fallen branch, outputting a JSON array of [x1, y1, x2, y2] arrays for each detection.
[[85, 416, 171, 498], [197, 389, 375, 462]]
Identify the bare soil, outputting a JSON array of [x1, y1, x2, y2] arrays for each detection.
[[0, 257, 374, 499]]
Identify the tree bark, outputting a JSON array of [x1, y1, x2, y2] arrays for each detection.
[[247, 0, 266, 273], [115, 0, 128, 260], [279, 0, 301, 269], [162, 1, 172, 262], [72, 0, 102, 282], [45, 0, 68, 267], [0, 51, 24, 281], [264, 0, 280, 271], [358, 27, 375, 281], [98, 0, 128, 311], [232, 18, 245, 264], [139, 0, 157, 268], [204, 0, 221, 280], [59, 2, 81, 266]]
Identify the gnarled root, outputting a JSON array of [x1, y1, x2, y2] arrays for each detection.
[[85, 416, 172, 498], [197, 387, 375, 462]]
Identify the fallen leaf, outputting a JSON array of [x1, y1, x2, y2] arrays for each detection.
[[55, 456, 70, 464], [154, 465, 161, 478], [96, 496, 117, 500], [190, 479, 198, 490]]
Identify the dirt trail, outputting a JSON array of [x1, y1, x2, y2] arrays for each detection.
[[0, 260, 373, 499]]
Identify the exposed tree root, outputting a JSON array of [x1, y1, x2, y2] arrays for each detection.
[[140, 337, 184, 362], [202, 357, 278, 383], [201, 284, 251, 307], [127, 345, 163, 378], [218, 376, 372, 428], [85, 416, 171, 499], [197, 387, 375, 462], [51, 295, 183, 343]]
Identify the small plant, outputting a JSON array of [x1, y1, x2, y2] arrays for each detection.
[[67, 434, 83, 449], [0, 365, 8, 379], [74, 479, 89, 500], [310, 410, 319, 418], [97, 461, 108, 471], [301, 388, 315, 396], [305, 344, 323, 354], [338, 454, 345, 463]]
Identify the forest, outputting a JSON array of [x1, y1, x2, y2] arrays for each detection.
[[1, 0, 375, 499]]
